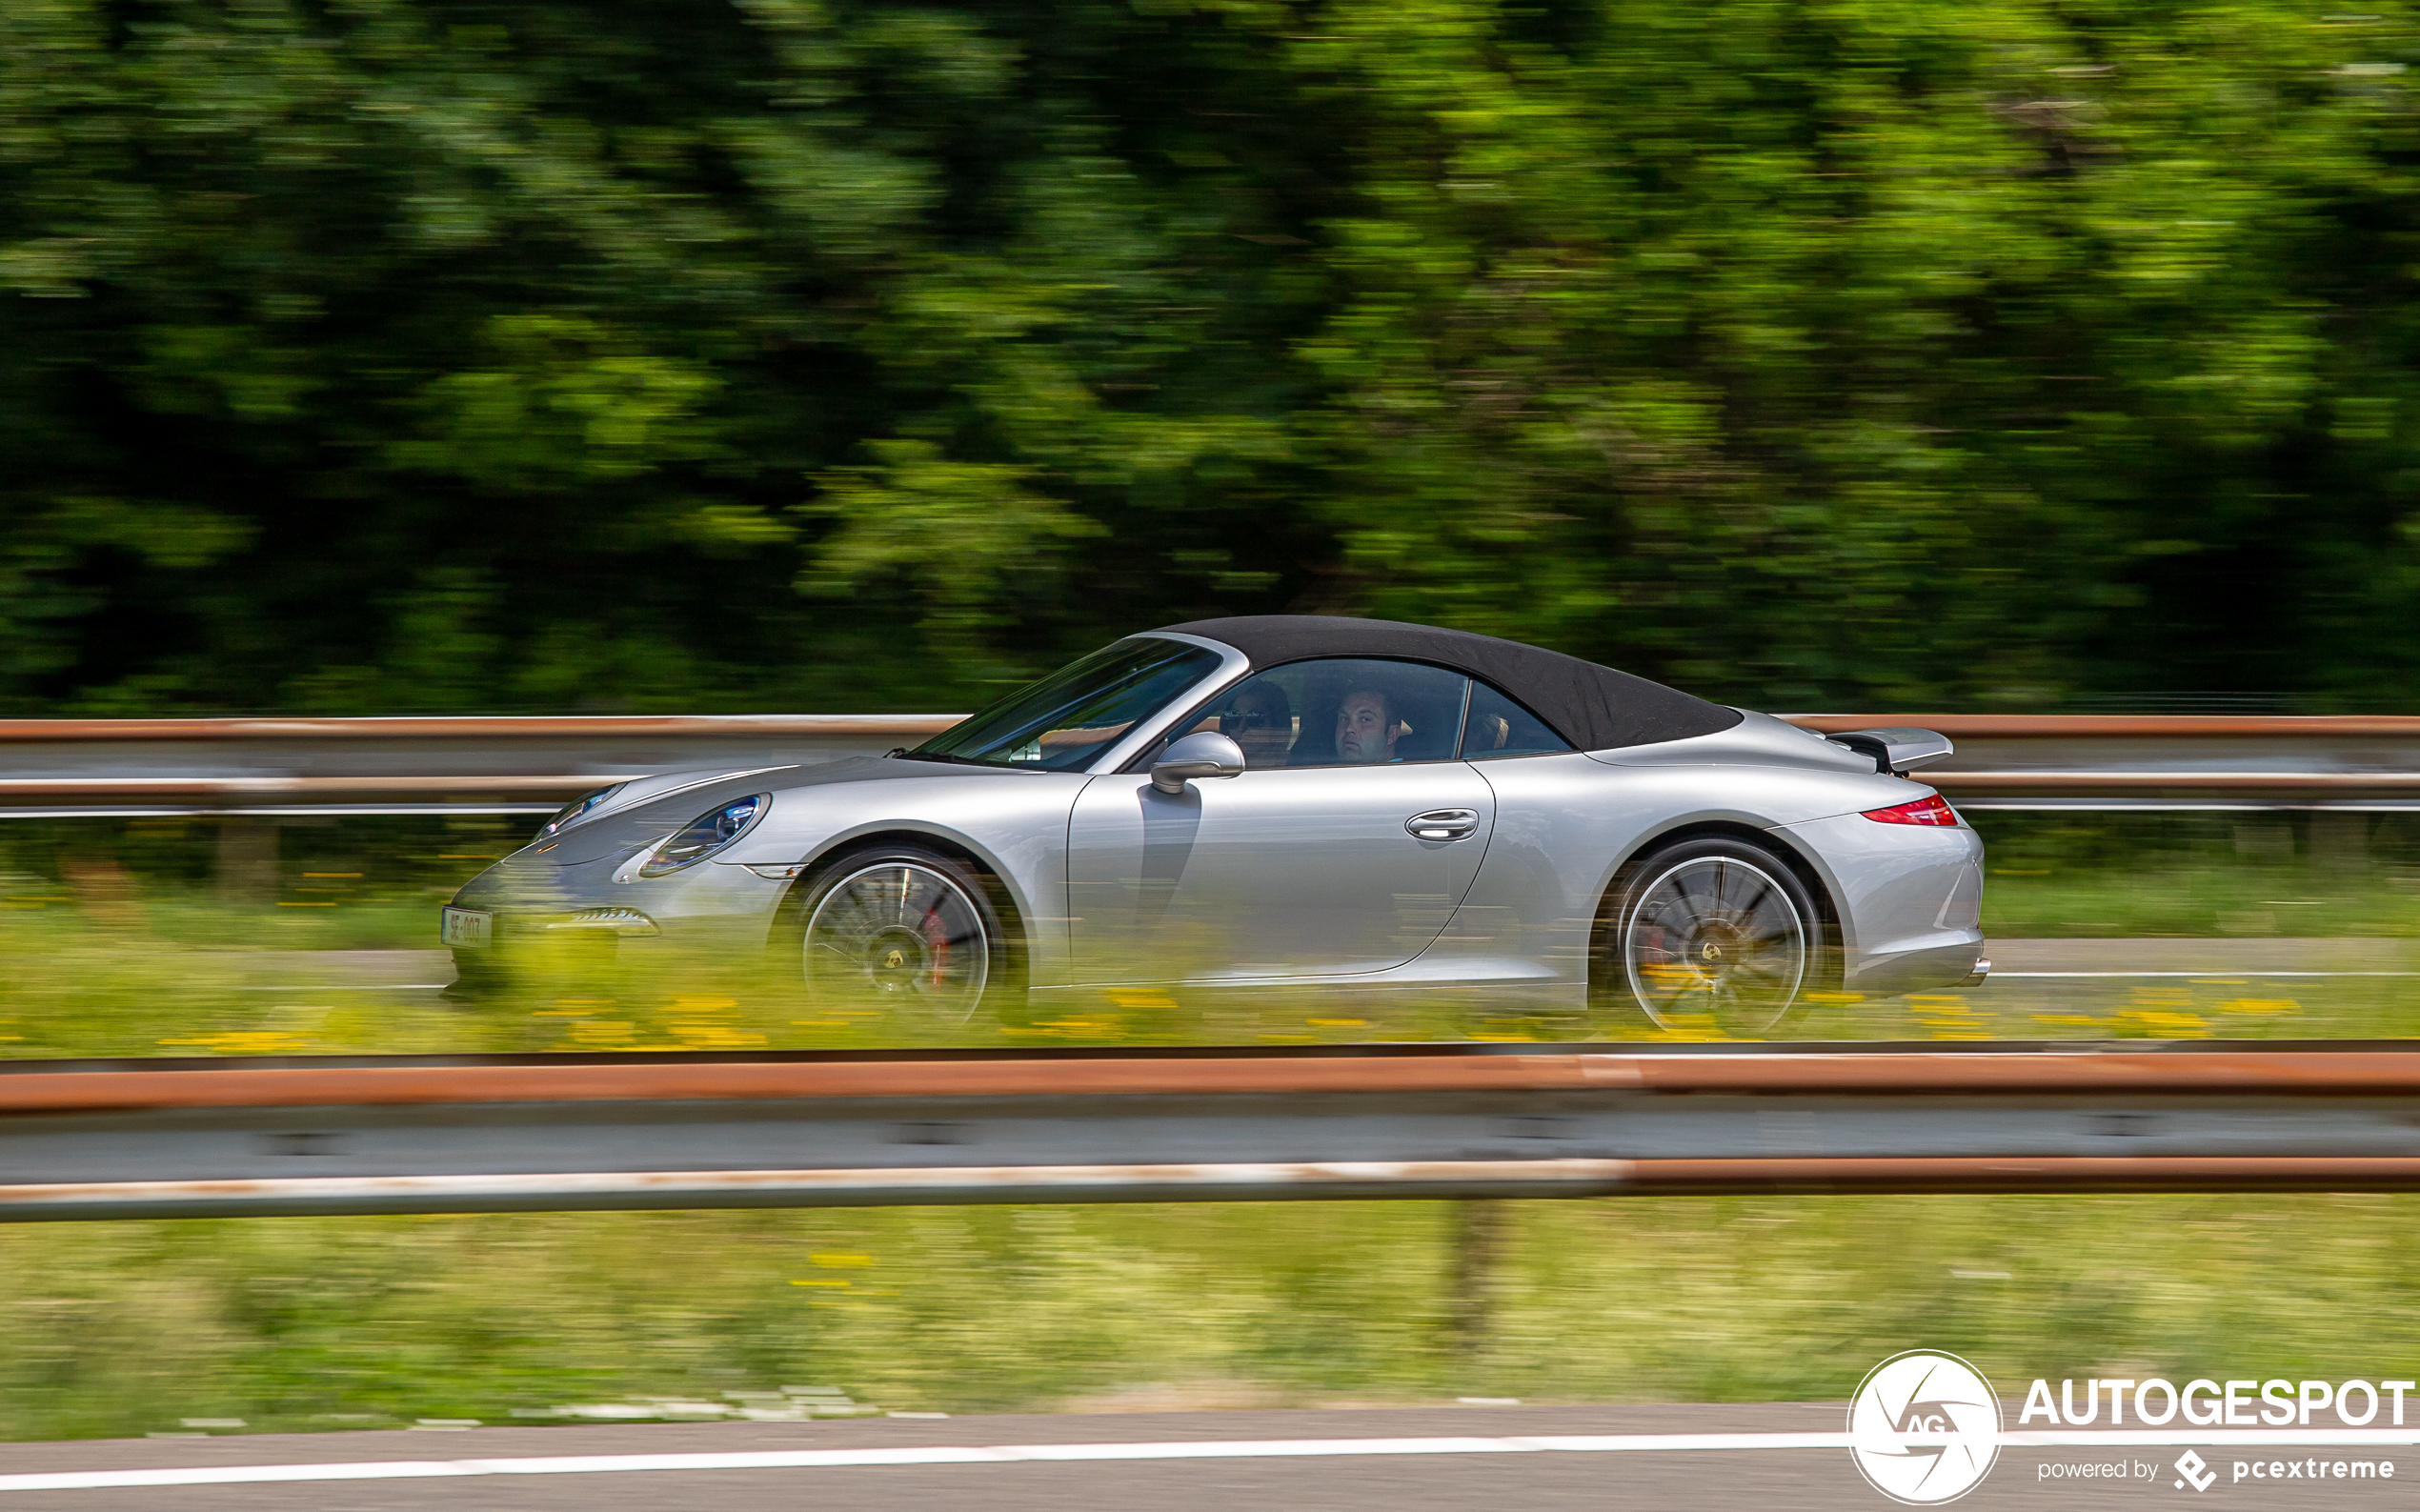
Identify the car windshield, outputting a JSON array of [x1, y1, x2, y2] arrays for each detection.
[[910, 637, 1221, 771]]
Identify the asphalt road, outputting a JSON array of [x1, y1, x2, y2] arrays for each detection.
[[0, 1404, 2404, 1511]]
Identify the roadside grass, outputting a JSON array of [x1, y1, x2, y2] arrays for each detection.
[[1969, 811, 2420, 938], [1, 815, 517, 951], [4, 832, 2420, 1442], [0, 911, 475, 1060], [1979, 868, 2420, 940], [137, 897, 445, 953], [1, 1192, 2415, 1441], [8, 896, 2420, 1058]]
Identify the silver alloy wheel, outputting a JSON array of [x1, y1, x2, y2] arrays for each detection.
[[1622, 855, 1808, 1034], [802, 861, 993, 1023]]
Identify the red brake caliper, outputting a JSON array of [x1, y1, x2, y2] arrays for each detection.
[[920, 907, 951, 987]]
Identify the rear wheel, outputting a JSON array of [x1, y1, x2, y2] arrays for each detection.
[[1596, 837, 1821, 1036], [786, 844, 1014, 1029]]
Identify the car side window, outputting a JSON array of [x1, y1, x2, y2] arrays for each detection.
[[1459, 678, 1573, 759], [1182, 659, 1471, 769]]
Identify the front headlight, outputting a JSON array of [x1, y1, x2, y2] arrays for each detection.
[[543, 782, 629, 836], [639, 794, 768, 877]]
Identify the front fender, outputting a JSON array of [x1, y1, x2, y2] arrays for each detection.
[[707, 770, 1090, 984]]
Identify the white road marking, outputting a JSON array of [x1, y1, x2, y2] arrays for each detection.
[[8, 1428, 2420, 1492], [1990, 971, 2418, 978], [238, 985, 453, 993]]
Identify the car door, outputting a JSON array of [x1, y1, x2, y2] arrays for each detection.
[[1065, 658, 1496, 982]]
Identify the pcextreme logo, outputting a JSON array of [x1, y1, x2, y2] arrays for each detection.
[[2175, 1451, 2218, 1491], [1849, 1351, 2004, 1505]]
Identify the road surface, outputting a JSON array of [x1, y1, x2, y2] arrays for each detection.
[[0, 1404, 2403, 1510]]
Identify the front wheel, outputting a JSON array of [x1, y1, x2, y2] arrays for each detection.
[[784, 845, 1015, 1029], [1595, 837, 1822, 1036]]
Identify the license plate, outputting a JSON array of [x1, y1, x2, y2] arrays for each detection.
[[440, 906, 493, 949]]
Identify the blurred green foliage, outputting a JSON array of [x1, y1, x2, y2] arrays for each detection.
[[4, 1194, 2420, 1438], [8, 0, 2420, 713]]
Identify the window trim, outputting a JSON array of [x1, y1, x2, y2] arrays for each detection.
[[1456, 676, 1577, 761], [1078, 633, 1254, 776], [916, 634, 1239, 775], [1128, 655, 1479, 774]]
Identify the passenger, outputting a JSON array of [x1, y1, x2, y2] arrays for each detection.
[[1221, 681, 1295, 769], [1335, 688, 1402, 763]]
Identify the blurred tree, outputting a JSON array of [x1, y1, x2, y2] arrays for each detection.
[[1, 0, 2417, 713]]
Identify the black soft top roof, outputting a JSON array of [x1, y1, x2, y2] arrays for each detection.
[[1149, 615, 1743, 752]]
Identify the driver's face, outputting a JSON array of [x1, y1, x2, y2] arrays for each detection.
[[1336, 691, 1396, 763]]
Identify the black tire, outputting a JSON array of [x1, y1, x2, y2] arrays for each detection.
[[1592, 836, 1825, 1035], [776, 843, 1021, 1029]]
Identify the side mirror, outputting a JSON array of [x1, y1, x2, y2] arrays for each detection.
[[1150, 732, 1247, 794]]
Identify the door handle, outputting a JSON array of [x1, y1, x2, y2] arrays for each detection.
[[1405, 808, 1482, 841]]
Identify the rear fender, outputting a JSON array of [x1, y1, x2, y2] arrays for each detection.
[[1771, 809, 1986, 987], [1438, 755, 1920, 988]]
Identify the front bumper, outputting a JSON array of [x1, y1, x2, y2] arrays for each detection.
[[443, 909, 646, 998], [440, 852, 796, 997]]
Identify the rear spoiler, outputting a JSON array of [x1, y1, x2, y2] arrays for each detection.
[[1825, 726, 1954, 777]]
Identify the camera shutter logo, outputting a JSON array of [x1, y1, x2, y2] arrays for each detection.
[[1848, 1350, 2003, 1504]]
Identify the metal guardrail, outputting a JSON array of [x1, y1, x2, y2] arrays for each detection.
[[2, 712, 2419, 816], [1786, 715, 2420, 811], [0, 716, 959, 817], [5, 1041, 2419, 1221]]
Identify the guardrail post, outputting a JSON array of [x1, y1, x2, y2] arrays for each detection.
[[1444, 1200, 1506, 1357], [214, 817, 279, 905], [2310, 811, 2370, 872]]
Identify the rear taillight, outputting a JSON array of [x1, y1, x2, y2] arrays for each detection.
[[1863, 795, 1959, 827]]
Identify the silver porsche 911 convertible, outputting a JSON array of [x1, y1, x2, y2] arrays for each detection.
[[443, 616, 1986, 1033]]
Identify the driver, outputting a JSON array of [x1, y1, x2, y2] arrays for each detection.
[[1335, 687, 1402, 763]]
